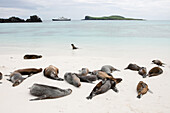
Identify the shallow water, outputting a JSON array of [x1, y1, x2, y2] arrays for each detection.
[[0, 20, 170, 57]]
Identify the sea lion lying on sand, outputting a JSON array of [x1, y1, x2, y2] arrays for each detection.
[[148, 67, 163, 77], [124, 63, 141, 71], [44, 65, 63, 81], [0, 72, 2, 84], [71, 44, 78, 50], [101, 65, 120, 74], [24, 54, 42, 59], [64, 72, 81, 87], [14, 68, 42, 76], [7, 72, 30, 87], [76, 74, 98, 83], [86, 78, 121, 99], [152, 60, 165, 67], [29, 83, 72, 101], [78, 68, 90, 76], [137, 81, 152, 99], [138, 67, 147, 78]]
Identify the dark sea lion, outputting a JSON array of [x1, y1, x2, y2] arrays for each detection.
[[29, 83, 72, 101], [138, 67, 147, 78], [148, 67, 163, 77], [24, 54, 42, 59], [14, 68, 42, 76], [101, 65, 120, 74], [152, 60, 165, 67], [137, 81, 152, 99], [78, 68, 90, 76], [0, 72, 2, 84], [124, 63, 141, 71], [7, 72, 29, 87], [86, 78, 121, 99], [76, 74, 98, 83], [64, 72, 81, 87], [71, 44, 78, 50], [43, 65, 63, 81]]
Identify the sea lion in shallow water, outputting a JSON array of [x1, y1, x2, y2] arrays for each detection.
[[71, 44, 78, 50], [124, 63, 141, 71], [43, 65, 63, 81], [138, 67, 147, 78], [29, 83, 72, 101], [137, 81, 152, 99], [7, 72, 29, 87], [14, 68, 42, 76], [64, 72, 81, 87], [86, 78, 121, 99], [101, 65, 120, 74], [24, 54, 42, 59], [152, 60, 165, 67], [148, 67, 163, 77]]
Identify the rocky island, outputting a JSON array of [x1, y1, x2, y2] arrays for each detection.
[[83, 15, 144, 20], [0, 15, 42, 23]]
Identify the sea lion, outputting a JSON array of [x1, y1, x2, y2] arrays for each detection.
[[101, 65, 120, 74], [0, 72, 2, 84], [124, 63, 141, 71], [24, 54, 42, 59], [152, 60, 165, 67], [137, 81, 152, 99], [7, 72, 29, 87], [148, 67, 163, 77], [86, 78, 121, 99], [76, 74, 98, 83], [71, 44, 78, 50], [138, 67, 147, 78], [64, 72, 81, 87], [43, 65, 63, 81], [78, 68, 90, 76], [29, 83, 72, 101], [14, 68, 42, 76]]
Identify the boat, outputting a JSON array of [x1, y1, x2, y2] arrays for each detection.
[[52, 17, 71, 21]]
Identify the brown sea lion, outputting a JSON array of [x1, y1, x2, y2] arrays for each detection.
[[14, 68, 42, 76], [138, 67, 147, 78], [64, 72, 81, 87], [101, 65, 120, 74], [124, 63, 141, 71], [137, 81, 152, 99], [148, 67, 163, 77], [76, 74, 98, 83], [152, 60, 165, 67], [0, 72, 2, 84], [29, 83, 72, 101], [86, 78, 121, 99], [78, 68, 90, 76], [7, 72, 30, 87], [71, 44, 78, 50], [43, 65, 63, 81], [24, 54, 42, 59]]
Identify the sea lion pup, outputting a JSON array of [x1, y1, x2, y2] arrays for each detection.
[[64, 72, 81, 87], [71, 44, 78, 50], [138, 67, 147, 78], [76, 74, 98, 83], [101, 65, 120, 74], [137, 81, 153, 99], [78, 68, 91, 76], [24, 54, 42, 59], [147, 67, 163, 77], [7, 72, 30, 87], [124, 63, 141, 71], [0, 72, 2, 84], [86, 78, 121, 99], [29, 83, 72, 101], [14, 68, 42, 76], [152, 60, 165, 67], [44, 65, 63, 81]]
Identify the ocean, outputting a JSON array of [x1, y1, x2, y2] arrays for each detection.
[[0, 20, 170, 57]]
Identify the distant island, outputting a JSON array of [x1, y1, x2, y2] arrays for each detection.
[[83, 15, 144, 20], [0, 15, 42, 23]]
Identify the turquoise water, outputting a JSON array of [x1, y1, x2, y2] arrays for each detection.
[[0, 20, 170, 56]]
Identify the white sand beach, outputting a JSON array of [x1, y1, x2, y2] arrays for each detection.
[[0, 48, 170, 113]]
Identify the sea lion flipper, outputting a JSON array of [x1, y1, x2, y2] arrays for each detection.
[[30, 95, 47, 101], [137, 94, 142, 99], [112, 86, 119, 93], [148, 89, 153, 94], [55, 77, 64, 81], [6, 79, 11, 81]]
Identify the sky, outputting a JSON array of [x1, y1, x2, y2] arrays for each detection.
[[0, 0, 170, 20]]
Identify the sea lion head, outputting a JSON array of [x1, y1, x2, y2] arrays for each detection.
[[13, 79, 24, 87]]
